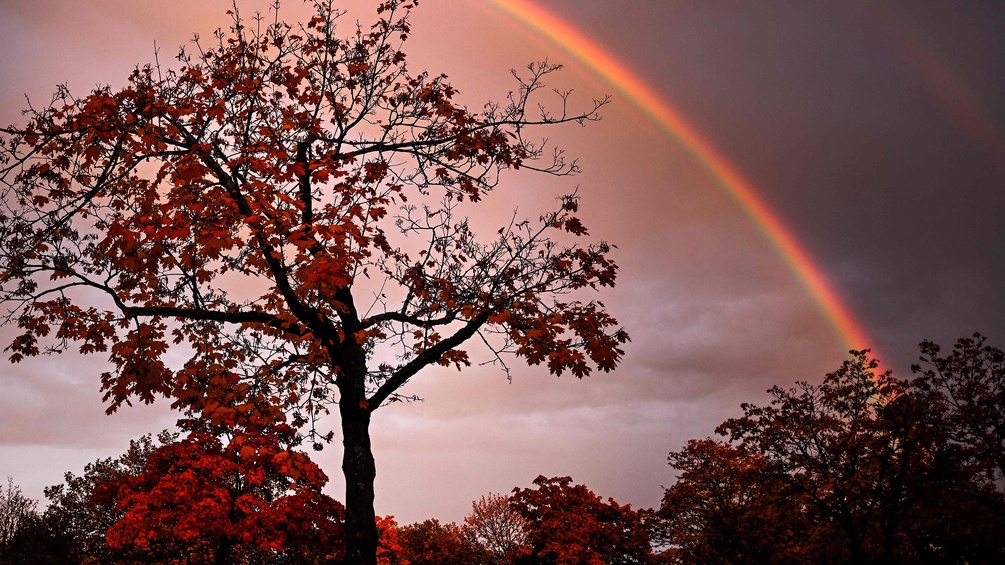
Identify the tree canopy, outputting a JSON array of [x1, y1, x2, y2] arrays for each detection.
[[4, 426, 343, 565], [657, 338, 1005, 564], [510, 476, 653, 565], [94, 423, 344, 564]]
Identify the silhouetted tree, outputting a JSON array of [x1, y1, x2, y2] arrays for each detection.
[[43, 434, 166, 564], [716, 351, 962, 563], [0, 1, 624, 562], [0, 512, 80, 565], [658, 342, 1005, 564], [913, 333, 1005, 486], [656, 440, 809, 564], [0, 478, 36, 553], [463, 492, 529, 563]]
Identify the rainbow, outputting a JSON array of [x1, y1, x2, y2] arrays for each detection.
[[867, 2, 1005, 167], [479, 0, 874, 355]]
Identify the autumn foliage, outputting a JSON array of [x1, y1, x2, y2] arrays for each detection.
[[0, 1, 626, 562], [23, 425, 341, 565], [509, 476, 653, 565], [396, 519, 488, 565], [95, 423, 344, 564], [656, 336, 1005, 564], [463, 493, 528, 563], [2, 0, 1001, 563]]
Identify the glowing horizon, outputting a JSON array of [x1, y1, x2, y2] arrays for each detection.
[[479, 0, 875, 356]]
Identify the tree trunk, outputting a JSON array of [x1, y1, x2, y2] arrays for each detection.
[[341, 399, 378, 565], [214, 537, 232, 565]]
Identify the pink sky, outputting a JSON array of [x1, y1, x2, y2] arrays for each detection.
[[2, 0, 1004, 524]]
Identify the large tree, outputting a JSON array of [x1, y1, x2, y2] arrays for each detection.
[[700, 347, 1005, 563], [715, 353, 952, 563], [656, 439, 810, 564], [0, 1, 626, 563]]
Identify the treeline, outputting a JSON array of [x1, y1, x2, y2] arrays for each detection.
[[654, 334, 1005, 564], [1, 334, 1003, 564]]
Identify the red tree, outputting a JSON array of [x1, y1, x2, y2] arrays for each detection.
[[509, 476, 653, 565], [40, 426, 344, 565], [95, 422, 345, 564], [0, 1, 625, 562], [397, 519, 488, 565], [375, 515, 406, 565]]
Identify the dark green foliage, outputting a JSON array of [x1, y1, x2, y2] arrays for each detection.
[[0, 512, 82, 565]]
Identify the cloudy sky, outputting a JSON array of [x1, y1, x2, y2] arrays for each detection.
[[2, 0, 1004, 524]]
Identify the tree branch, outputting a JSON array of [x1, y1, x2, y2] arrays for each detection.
[[367, 311, 490, 410]]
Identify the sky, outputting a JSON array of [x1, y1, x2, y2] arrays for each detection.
[[1, 0, 1004, 524]]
